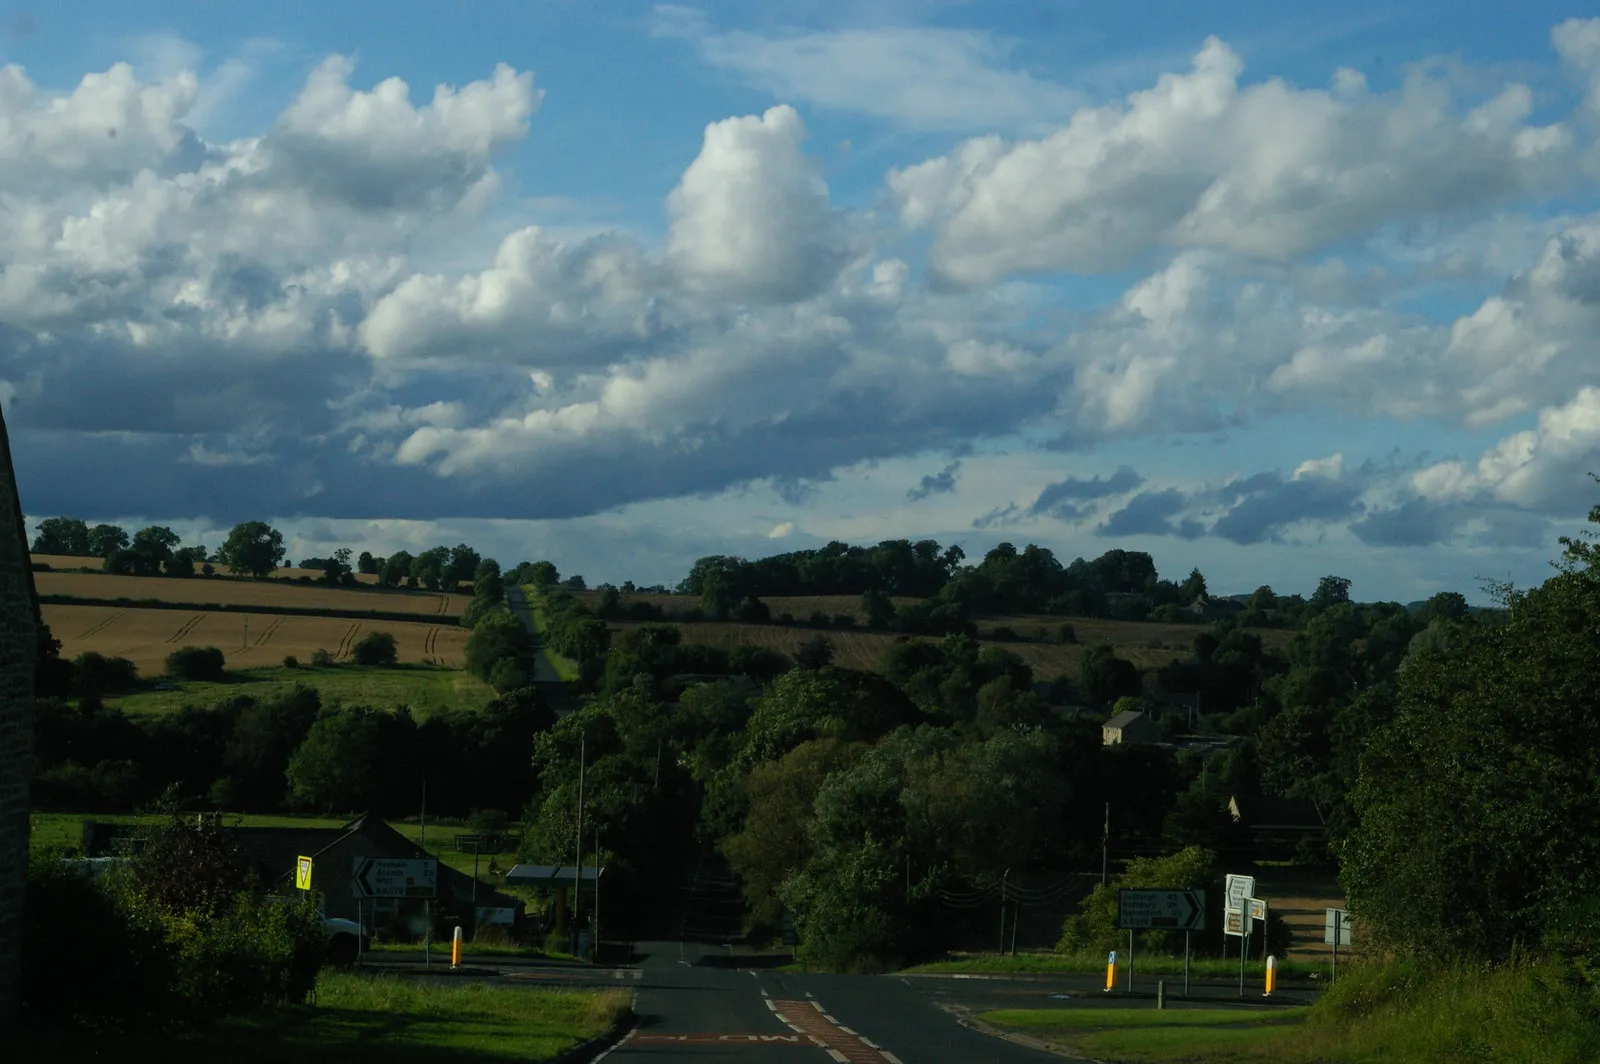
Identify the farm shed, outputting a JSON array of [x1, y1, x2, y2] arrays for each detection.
[[1102, 709, 1161, 746]]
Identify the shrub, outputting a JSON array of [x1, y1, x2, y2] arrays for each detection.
[[165, 645, 226, 682], [796, 635, 834, 670], [832, 614, 856, 629], [991, 626, 1017, 641], [1056, 624, 1077, 644], [351, 630, 398, 667], [282, 655, 299, 669], [488, 657, 532, 692], [74, 651, 140, 695], [311, 648, 335, 666], [736, 596, 772, 624], [22, 854, 176, 1027]]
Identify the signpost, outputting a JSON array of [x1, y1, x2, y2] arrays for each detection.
[[1250, 898, 1268, 962], [351, 857, 437, 899], [1119, 889, 1206, 995], [1117, 890, 1205, 930], [1325, 909, 1354, 983], [1224, 874, 1256, 997], [353, 857, 439, 965], [296, 855, 313, 892]]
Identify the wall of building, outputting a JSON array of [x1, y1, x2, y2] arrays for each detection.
[[0, 407, 38, 1026]]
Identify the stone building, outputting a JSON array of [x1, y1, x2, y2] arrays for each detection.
[[0, 402, 37, 1025]]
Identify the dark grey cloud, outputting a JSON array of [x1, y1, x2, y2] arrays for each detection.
[[1030, 464, 1142, 517], [1097, 488, 1203, 539], [1210, 471, 1366, 544], [1350, 497, 1462, 547], [971, 503, 1020, 529], [908, 460, 961, 501]]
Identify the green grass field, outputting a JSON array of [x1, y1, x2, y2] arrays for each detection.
[[16, 971, 630, 1062], [108, 663, 497, 716], [30, 811, 519, 884]]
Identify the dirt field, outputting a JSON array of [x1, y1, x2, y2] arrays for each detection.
[[35, 570, 466, 617], [1254, 868, 1350, 963], [42, 604, 467, 674]]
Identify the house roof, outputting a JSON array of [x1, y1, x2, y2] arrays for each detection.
[[1105, 710, 1147, 729]]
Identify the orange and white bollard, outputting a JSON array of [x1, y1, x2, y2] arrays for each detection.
[[1105, 951, 1117, 992], [1264, 955, 1276, 996], [451, 925, 463, 969]]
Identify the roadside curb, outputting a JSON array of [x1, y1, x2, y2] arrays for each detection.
[[938, 1002, 1105, 1063], [554, 1008, 638, 1064]]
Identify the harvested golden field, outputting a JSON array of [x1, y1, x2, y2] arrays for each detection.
[[35, 570, 467, 617], [42, 604, 467, 675]]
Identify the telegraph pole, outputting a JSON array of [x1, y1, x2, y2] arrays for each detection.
[[574, 733, 586, 958], [1102, 803, 1110, 886]]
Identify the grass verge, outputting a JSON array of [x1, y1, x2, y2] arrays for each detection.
[[17, 971, 631, 1062], [978, 959, 1600, 1063], [108, 664, 496, 716], [985, 1007, 1309, 1029], [520, 586, 581, 682], [903, 950, 1322, 980]]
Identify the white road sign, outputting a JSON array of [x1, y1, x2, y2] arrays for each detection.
[[352, 857, 437, 899], [1225, 874, 1255, 910], [1117, 889, 1206, 931], [1325, 909, 1354, 947], [1249, 898, 1267, 922]]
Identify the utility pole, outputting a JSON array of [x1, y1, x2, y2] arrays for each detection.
[[1101, 803, 1110, 886], [574, 733, 586, 958], [999, 869, 1009, 955], [593, 826, 601, 962], [420, 781, 427, 850]]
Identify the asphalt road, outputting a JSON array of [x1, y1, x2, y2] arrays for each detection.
[[383, 941, 1316, 1062], [605, 940, 1053, 1064]]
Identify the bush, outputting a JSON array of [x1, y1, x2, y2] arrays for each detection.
[[1056, 624, 1077, 644], [74, 651, 140, 695], [165, 645, 226, 681], [991, 626, 1017, 641], [282, 655, 299, 669], [832, 614, 856, 629], [22, 855, 176, 1027], [489, 657, 532, 692], [311, 648, 335, 666], [796, 635, 834, 670], [351, 630, 398, 667]]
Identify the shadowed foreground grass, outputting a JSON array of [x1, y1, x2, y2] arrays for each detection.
[[17, 972, 631, 1063], [979, 960, 1600, 1064]]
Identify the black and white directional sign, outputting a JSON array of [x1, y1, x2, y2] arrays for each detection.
[[1117, 889, 1206, 930], [352, 857, 437, 898]]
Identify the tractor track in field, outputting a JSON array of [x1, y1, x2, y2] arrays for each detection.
[[77, 610, 126, 639], [423, 625, 440, 663], [335, 621, 361, 659], [165, 613, 206, 644], [252, 616, 286, 647]]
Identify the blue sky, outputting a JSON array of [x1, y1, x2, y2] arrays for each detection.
[[5, 1, 1600, 602]]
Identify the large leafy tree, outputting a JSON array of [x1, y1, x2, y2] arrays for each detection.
[[217, 521, 285, 578], [1342, 568, 1600, 962], [285, 707, 386, 813], [31, 516, 91, 555], [87, 523, 129, 558]]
